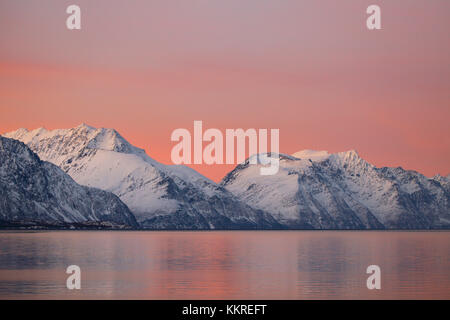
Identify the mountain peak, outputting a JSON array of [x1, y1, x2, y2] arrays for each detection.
[[3, 127, 29, 140], [30, 127, 48, 135], [292, 150, 330, 161], [292, 149, 364, 165], [15, 127, 29, 134], [246, 152, 298, 165], [75, 123, 95, 130], [3, 125, 149, 166], [86, 126, 144, 154], [341, 149, 359, 157], [0, 136, 40, 165], [433, 174, 449, 184]]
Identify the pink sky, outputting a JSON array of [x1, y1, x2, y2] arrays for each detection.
[[0, 0, 449, 181]]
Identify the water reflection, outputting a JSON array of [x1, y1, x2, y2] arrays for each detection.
[[0, 231, 448, 299]]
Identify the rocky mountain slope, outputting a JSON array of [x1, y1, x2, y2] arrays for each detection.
[[5, 125, 448, 230], [0, 136, 138, 229], [221, 150, 450, 229], [4, 125, 278, 229]]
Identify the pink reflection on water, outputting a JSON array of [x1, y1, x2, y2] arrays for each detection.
[[0, 231, 448, 299]]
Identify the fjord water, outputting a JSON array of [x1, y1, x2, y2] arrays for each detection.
[[0, 231, 448, 299]]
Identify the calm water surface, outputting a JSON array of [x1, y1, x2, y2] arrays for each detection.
[[0, 231, 448, 299]]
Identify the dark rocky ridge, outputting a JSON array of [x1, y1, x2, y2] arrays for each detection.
[[0, 137, 138, 229]]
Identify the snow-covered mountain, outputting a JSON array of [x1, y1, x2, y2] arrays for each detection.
[[0, 136, 138, 228], [221, 150, 450, 229], [4, 124, 278, 229], [5, 125, 448, 230]]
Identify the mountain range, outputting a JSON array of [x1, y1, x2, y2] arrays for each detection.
[[3, 124, 277, 229], [2, 125, 449, 229], [0, 136, 137, 229], [221, 150, 449, 229]]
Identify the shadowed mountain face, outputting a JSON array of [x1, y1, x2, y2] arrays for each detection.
[[4, 125, 278, 229], [221, 151, 450, 229], [0, 136, 138, 229]]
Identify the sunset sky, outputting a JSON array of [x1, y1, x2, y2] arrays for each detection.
[[1, 0, 449, 181]]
